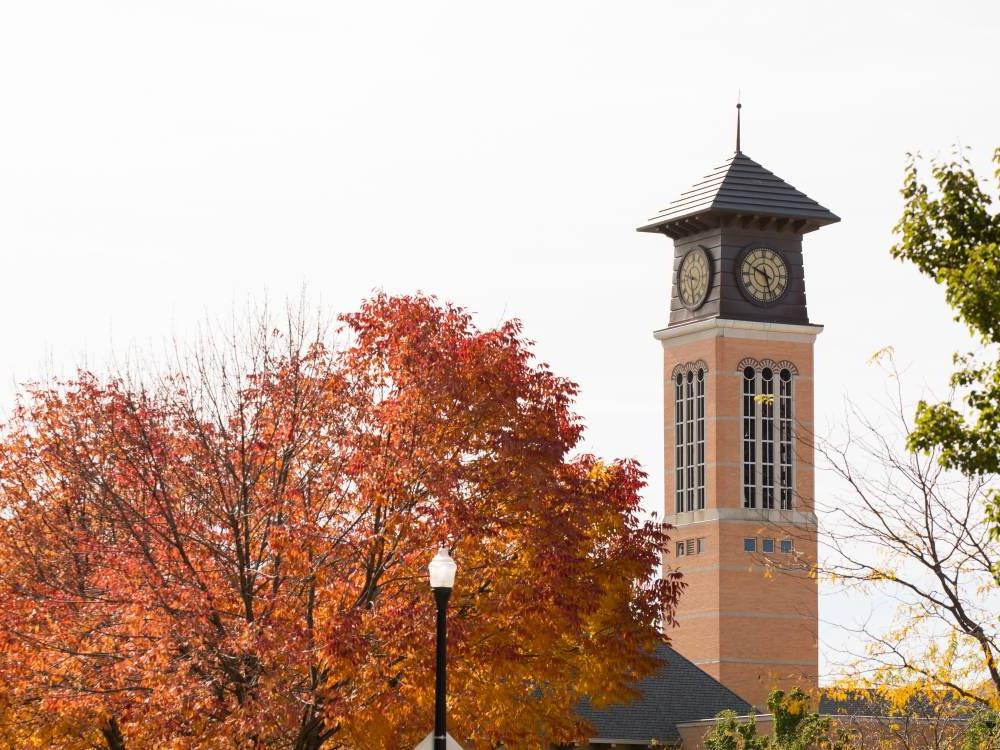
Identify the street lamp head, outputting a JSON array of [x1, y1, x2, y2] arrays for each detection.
[[428, 546, 457, 589]]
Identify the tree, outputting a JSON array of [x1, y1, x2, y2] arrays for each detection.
[[962, 710, 1000, 750], [890, 147, 1000, 529], [0, 294, 682, 749], [814, 146, 1000, 748], [818, 355, 1000, 711], [703, 711, 768, 750], [703, 689, 854, 750]]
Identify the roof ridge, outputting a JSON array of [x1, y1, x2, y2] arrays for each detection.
[[654, 644, 752, 706]]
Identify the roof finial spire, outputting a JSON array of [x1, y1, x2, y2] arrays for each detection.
[[735, 94, 742, 154]]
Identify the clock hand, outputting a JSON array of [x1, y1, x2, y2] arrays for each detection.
[[753, 266, 772, 288]]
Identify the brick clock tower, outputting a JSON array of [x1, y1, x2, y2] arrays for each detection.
[[638, 113, 839, 708]]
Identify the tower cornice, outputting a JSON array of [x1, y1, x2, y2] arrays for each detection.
[[663, 507, 819, 529], [654, 317, 824, 345]]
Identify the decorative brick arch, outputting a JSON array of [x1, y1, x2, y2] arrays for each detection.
[[670, 359, 709, 380], [735, 357, 799, 375]]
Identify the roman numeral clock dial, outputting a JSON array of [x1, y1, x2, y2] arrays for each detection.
[[738, 247, 789, 304], [677, 246, 712, 310]]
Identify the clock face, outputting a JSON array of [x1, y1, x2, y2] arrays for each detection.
[[738, 247, 789, 304], [677, 247, 712, 309]]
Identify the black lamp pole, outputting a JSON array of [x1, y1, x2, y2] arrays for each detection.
[[433, 585, 451, 750], [428, 546, 456, 750]]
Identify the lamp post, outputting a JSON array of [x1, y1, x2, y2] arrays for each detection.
[[428, 546, 457, 750]]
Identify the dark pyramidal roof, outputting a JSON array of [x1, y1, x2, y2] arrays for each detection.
[[576, 644, 751, 745], [637, 151, 840, 237]]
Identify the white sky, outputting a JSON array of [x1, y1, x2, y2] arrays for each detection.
[[1, 0, 997, 681]]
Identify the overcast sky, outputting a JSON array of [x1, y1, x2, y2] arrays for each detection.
[[1, 1, 997, 680]]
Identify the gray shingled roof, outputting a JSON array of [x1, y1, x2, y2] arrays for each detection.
[[819, 689, 975, 719], [576, 644, 751, 746], [637, 152, 840, 234]]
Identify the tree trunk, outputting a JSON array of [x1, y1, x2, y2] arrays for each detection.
[[102, 717, 127, 750], [296, 721, 325, 750]]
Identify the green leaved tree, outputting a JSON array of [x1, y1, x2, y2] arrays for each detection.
[[891, 147, 1000, 527], [962, 710, 1000, 750], [703, 689, 854, 750]]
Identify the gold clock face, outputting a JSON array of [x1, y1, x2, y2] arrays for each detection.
[[738, 247, 788, 304], [678, 247, 711, 309]]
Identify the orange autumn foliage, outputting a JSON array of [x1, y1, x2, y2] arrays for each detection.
[[0, 294, 681, 749]]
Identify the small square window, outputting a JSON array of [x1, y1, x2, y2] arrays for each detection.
[[743, 538, 756, 553], [780, 539, 793, 554], [762, 538, 775, 553], [676, 542, 686, 556], [696, 537, 705, 554]]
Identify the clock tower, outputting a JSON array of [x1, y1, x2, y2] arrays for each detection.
[[638, 113, 839, 707]]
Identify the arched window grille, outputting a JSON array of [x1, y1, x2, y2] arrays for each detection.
[[674, 364, 706, 513], [761, 368, 775, 509], [741, 362, 795, 510], [685, 371, 694, 512], [779, 369, 793, 510], [742, 367, 756, 508], [696, 368, 705, 510], [675, 373, 684, 514]]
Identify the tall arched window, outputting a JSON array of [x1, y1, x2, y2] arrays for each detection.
[[685, 371, 694, 512], [761, 368, 775, 510], [675, 372, 684, 514], [779, 368, 793, 510], [742, 367, 756, 508], [674, 364, 706, 513], [741, 361, 795, 510], [696, 368, 705, 510]]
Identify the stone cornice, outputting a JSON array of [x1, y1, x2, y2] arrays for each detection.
[[664, 507, 818, 528], [654, 317, 824, 345]]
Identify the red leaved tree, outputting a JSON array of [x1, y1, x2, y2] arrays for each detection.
[[0, 294, 680, 749]]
